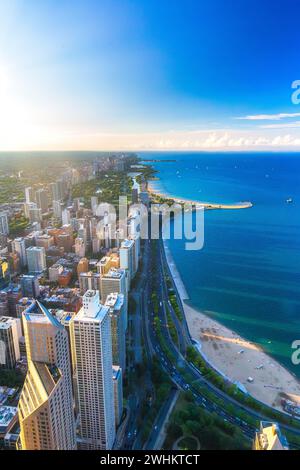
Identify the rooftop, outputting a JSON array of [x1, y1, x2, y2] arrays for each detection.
[[104, 268, 125, 280], [105, 292, 124, 311], [0, 406, 18, 429], [24, 300, 64, 330], [121, 239, 134, 249], [0, 316, 18, 330], [257, 421, 289, 450]]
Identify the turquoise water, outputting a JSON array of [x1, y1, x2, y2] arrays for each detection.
[[141, 151, 300, 376]]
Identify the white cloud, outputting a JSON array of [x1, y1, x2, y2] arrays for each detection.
[[260, 121, 300, 129], [235, 113, 300, 121]]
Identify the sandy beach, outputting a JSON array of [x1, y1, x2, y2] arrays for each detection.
[[148, 181, 253, 210], [184, 302, 300, 411], [163, 242, 300, 412]]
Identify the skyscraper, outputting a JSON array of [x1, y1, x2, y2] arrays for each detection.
[[52, 200, 63, 220], [12, 238, 27, 267], [35, 189, 49, 214], [50, 181, 64, 202], [119, 239, 135, 282], [99, 268, 127, 303], [26, 246, 46, 273], [105, 293, 126, 373], [0, 316, 21, 369], [71, 290, 115, 450], [0, 212, 9, 236], [28, 205, 42, 224], [62, 208, 71, 226], [74, 237, 85, 258], [79, 271, 101, 295], [77, 257, 89, 278], [99, 268, 128, 328], [20, 274, 40, 299], [18, 301, 76, 450], [112, 365, 123, 427], [25, 187, 35, 205]]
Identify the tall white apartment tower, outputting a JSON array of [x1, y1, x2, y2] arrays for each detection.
[[119, 239, 135, 283], [26, 246, 46, 273], [71, 290, 116, 450], [25, 187, 35, 204]]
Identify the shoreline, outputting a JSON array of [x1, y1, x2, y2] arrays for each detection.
[[164, 236, 300, 411], [148, 180, 253, 210], [147, 164, 300, 412]]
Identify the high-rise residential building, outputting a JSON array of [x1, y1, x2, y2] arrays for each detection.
[[71, 290, 115, 450], [92, 237, 101, 254], [24, 231, 39, 248], [114, 228, 124, 249], [99, 268, 128, 328], [74, 237, 85, 258], [7, 285, 22, 317], [28, 206, 42, 223], [112, 365, 123, 427], [73, 198, 81, 212], [104, 224, 112, 249], [24, 201, 37, 219], [0, 316, 21, 369], [77, 258, 89, 278], [12, 238, 27, 267], [91, 196, 98, 215], [79, 271, 100, 295], [50, 181, 64, 202], [62, 208, 71, 226], [119, 239, 135, 282], [25, 187, 35, 204], [77, 223, 87, 242], [49, 264, 64, 282], [53, 200, 63, 220], [7, 252, 20, 275], [253, 421, 289, 450], [105, 293, 126, 373], [99, 268, 127, 303], [35, 189, 49, 214], [129, 234, 140, 275], [36, 234, 54, 249], [131, 188, 138, 204], [18, 301, 76, 450], [26, 246, 46, 273], [57, 232, 74, 253], [20, 275, 40, 299], [0, 212, 9, 236]]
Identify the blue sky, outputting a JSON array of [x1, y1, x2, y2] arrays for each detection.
[[0, 0, 300, 150]]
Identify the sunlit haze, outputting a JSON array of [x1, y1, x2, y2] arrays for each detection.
[[1, 0, 300, 150]]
